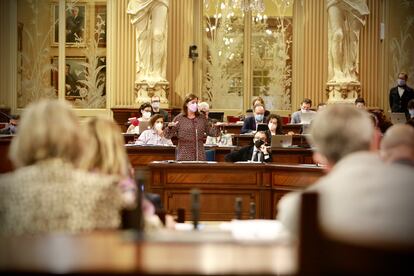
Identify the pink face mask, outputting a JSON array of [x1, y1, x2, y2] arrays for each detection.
[[188, 102, 198, 113]]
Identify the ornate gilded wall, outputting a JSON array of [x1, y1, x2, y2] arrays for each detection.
[[0, 0, 413, 116]]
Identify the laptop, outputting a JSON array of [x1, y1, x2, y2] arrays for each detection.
[[390, 112, 407, 124], [138, 120, 150, 133], [271, 135, 293, 148], [300, 112, 316, 124], [209, 112, 224, 122]]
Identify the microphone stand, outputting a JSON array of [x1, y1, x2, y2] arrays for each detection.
[[195, 128, 199, 161]]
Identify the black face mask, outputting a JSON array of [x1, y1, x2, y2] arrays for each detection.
[[254, 139, 265, 149]]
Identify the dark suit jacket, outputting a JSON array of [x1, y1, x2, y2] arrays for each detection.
[[154, 109, 169, 122], [389, 85, 414, 116], [241, 116, 262, 134], [224, 145, 272, 162]]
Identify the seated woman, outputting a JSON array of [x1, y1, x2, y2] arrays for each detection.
[[83, 116, 137, 205], [135, 114, 173, 146], [126, 102, 153, 134], [0, 100, 125, 235], [267, 114, 284, 136]]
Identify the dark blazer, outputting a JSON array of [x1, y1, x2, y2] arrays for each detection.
[[389, 85, 414, 116], [154, 109, 169, 122], [241, 116, 262, 134], [224, 145, 272, 163]]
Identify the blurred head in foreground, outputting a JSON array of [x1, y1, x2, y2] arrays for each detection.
[[308, 104, 376, 170], [380, 124, 414, 166], [9, 99, 85, 168]]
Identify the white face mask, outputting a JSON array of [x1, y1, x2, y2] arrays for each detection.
[[409, 109, 414, 116], [154, 122, 163, 130], [268, 123, 277, 131], [142, 111, 151, 119]]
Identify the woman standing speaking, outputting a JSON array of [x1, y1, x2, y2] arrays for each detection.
[[164, 94, 219, 161]]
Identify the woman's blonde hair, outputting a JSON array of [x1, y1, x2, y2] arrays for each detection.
[[82, 116, 129, 177], [9, 99, 85, 168]]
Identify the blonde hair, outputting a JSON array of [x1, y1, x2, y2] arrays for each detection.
[[82, 116, 129, 177], [9, 99, 85, 168], [308, 104, 374, 164]]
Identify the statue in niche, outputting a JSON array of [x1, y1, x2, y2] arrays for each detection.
[[127, 0, 169, 104], [327, 0, 369, 83]]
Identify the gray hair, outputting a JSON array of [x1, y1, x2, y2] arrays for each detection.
[[308, 104, 374, 164], [198, 101, 209, 112]]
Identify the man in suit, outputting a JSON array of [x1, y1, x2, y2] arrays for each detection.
[[389, 72, 414, 118], [224, 131, 271, 162], [151, 95, 169, 122], [290, 98, 316, 124], [66, 6, 84, 43], [241, 104, 265, 134]]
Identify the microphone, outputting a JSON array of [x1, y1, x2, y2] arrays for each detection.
[[235, 197, 242, 220], [195, 128, 199, 161], [191, 189, 200, 230]]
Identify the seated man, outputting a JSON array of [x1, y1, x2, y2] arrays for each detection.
[[290, 98, 315, 124], [278, 105, 414, 246], [0, 115, 19, 135], [380, 124, 414, 166], [224, 131, 271, 162], [241, 104, 265, 134], [151, 95, 169, 122]]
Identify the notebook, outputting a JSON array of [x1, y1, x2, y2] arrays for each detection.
[[271, 135, 293, 148], [390, 112, 407, 124], [300, 112, 316, 124]]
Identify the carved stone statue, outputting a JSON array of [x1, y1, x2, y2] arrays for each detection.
[[127, 0, 169, 104], [326, 0, 369, 103]]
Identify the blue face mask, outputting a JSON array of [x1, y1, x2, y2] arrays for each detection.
[[397, 79, 406, 87], [255, 114, 264, 122]]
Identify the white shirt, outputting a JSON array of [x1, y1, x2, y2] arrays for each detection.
[[398, 86, 404, 97], [135, 129, 173, 146]]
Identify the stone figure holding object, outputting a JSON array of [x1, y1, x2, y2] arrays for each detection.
[[327, 0, 369, 83]]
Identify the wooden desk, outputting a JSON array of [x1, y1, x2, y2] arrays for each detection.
[[233, 134, 311, 149], [123, 133, 138, 144], [222, 122, 244, 134], [271, 147, 314, 164], [126, 145, 235, 167], [0, 231, 296, 275], [149, 162, 323, 221]]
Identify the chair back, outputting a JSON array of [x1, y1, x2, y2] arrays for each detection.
[[298, 192, 414, 275]]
